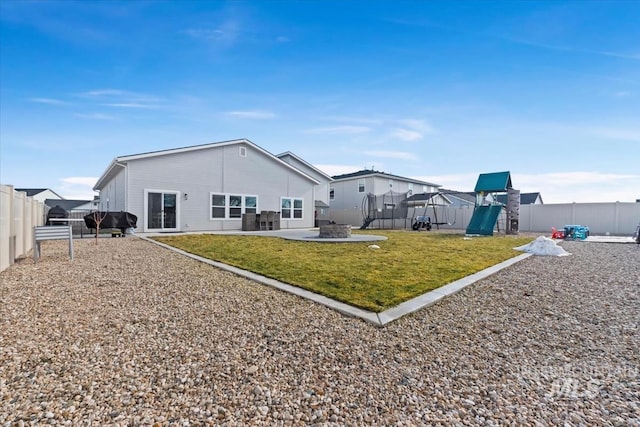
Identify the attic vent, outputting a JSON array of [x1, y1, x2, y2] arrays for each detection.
[[239, 146, 247, 157]]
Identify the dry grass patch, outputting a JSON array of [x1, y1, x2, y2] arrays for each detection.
[[154, 231, 532, 312]]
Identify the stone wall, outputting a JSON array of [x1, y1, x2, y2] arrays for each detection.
[[319, 224, 351, 238]]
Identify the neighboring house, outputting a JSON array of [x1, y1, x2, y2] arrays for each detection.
[[405, 192, 452, 208], [93, 139, 322, 232], [495, 192, 544, 205], [44, 199, 97, 212], [405, 192, 453, 224], [276, 151, 334, 226], [439, 190, 477, 208], [15, 188, 64, 204], [329, 169, 441, 225]]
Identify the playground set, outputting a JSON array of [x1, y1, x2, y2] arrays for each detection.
[[464, 171, 520, 236], [358, 171, 520, 236], [359, 190, 457, 231]]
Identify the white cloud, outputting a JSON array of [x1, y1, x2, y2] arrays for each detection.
[[81, 89, 127, 97], [320, 116, 383, 126], [390, 118, 436, 141], [29, 97, 67, 105], [75, 113, 115, 120], [104, 103, 161, 109], [183, 21, 240, 46], [78, 89, 164, 109], [519, 171, 638, 186], [364, 150, 418, 161], [184, 28, 226, 40], [304, 126, 371, 135], [61, 177, 98, 186], [226, 110, 276, 119], [391, 128, 423, 141], [499, 35, 640, 61], [588, 127, 640, 142], [57, 177, 99, 200], [398, 119, 436, 133], [414, 173, 478, 191], [515, 172, 640, 203]]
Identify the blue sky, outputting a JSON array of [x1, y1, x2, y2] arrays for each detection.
[[1, 0, 639, 203]]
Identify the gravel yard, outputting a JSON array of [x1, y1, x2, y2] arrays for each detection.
[[1, 236, 638, 426]]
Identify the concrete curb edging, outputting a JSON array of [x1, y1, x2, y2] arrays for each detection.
[[140, 236, 532, 327], [376, 253, 532, 325]]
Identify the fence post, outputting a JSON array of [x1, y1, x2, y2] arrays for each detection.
[[0, 185, 13, 271], [0, 186, 48, 273]]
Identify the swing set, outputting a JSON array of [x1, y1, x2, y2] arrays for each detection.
[[410, 192, 457, 231]]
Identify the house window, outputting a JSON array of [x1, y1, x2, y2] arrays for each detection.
[[408, 183, 413, 196], [329, 188, 335, 200], [281, 197, 303, 220], [358, 179, 365, 193], [229, 195, 242, 218], [422, 185, 428, 192], [294, 198, 303, 218], [389, 179, 394, 188], [211, 193, 258, 219], [211, 194, 226, 218], [245, 196, 257, 214], [239, 146, 247, 157]]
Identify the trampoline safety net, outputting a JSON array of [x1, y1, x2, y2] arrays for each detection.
[[363, 191, 409, 221]]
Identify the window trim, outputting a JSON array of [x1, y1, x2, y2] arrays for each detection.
[[211, 193, 226, 219], [210, 193, 258, 220], [281, 197, 304, 220]]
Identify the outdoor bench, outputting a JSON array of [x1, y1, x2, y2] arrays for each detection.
[[33, 225, 73, 262]]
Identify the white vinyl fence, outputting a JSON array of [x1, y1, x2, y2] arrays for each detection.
[[1, 184, 47, 273], [333, 202, 640, 236], [519, 202, 640, 235]]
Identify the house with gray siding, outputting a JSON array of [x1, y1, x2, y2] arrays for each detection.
[[329, 169, 441, 226], [44, 198, 97, 212], [276, 151, 333, 225], [495, 192, 544, 205], [93, 139, 322, 232]]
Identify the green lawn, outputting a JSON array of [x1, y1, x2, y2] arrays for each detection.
[[153, 231, 532, 312]]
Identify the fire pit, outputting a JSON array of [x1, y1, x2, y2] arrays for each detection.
[[319, 224, 351, 238]]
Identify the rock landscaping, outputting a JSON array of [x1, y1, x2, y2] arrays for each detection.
[[1, 237, 638, 425]]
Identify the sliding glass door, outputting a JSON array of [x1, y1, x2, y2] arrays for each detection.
[[145, 190, 179, 231]]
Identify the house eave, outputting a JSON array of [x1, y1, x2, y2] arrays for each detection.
[[94, 139, 321, 189], [93, 159, 126, 191], [276, 151, 334, 181]]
